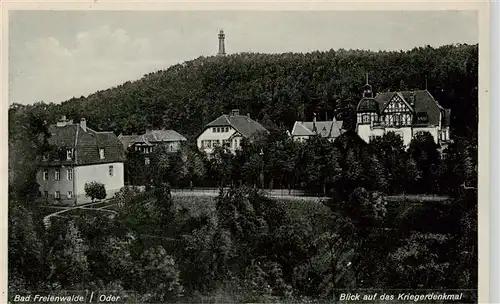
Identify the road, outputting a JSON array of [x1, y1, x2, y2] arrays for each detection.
[[42, 200, 117, 228]]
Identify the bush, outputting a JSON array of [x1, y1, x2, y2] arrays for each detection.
[[114, 186, 142, 208], [84, 182, 106, 202]]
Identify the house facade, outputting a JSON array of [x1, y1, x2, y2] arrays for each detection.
[[127, 129, 187, 154], [37, 116, 125, 205], [196, 109, 268, 154], [291, 114, 344, 143], [356, 81, 451, 147]]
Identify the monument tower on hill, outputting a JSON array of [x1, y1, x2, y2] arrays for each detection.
[[218, 29, 226, 56]]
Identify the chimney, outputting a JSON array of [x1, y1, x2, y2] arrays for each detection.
[[80, 118, 87, 132], [409, 92, 416, 107], [247, 113, 250, 118], [231, 109, 240, 116]]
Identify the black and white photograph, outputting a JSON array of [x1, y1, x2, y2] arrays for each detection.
[[6, 3, 488, 304]]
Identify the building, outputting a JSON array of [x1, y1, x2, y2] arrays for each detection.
[[37, 116, 125, 205], [291, 114, 344, 143], [117, 133, 138, 150], [196, 109, 268, 154], [217, 29, 226, 56], [126, 129, 187, 154], [355, 78, 451, 147]]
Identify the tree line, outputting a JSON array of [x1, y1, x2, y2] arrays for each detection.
[[126, 127, 477, 199]]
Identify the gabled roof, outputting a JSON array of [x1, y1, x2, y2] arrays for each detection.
[[358, 89, 450, 126], [291, 119, 344, 138], [47, 122, 125, 166], [205, 114, 268, 138], [118, 134, 138, 149], [130, 129, 187, 146], [376, 90, 443, 125]]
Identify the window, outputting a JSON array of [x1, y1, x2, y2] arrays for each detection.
[[145, 157, 150, 165], [362, 115, 370, 123], [109, 165, 114, 176], [441, 130, 448, 141], [67, 168, 73, 180], [44, 191, 48, 199], [213, 127, 217, 133], [225, 127, 229, 132], [55, 169, 60, 181], [55, 191, 60, 199], [43, 169, 48, 181], [223, 139, 231, 147], [67, 191, 73, 199], [393, 114, 402, 127], [99, 148, 105, 159], [66, 149, 72, 160], [42, 154, 48, 161]]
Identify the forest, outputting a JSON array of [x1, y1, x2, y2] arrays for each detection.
[[8, 43, 478, 303], [11, 43, 478, 141]]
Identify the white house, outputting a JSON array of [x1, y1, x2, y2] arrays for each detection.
[[356, 80, 451, 147], [196, 109, 268, 154], [37, 116, 125, 205], [291, 114, 344, 143]]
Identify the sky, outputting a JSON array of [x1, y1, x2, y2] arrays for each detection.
[[8, 10, 478, 105]]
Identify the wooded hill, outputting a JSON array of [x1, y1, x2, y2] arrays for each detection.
[[25, 44, 478, 140]]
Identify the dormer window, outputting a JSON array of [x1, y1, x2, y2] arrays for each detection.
[[99, 148, 105, 159], [66, 149, 73, 160]]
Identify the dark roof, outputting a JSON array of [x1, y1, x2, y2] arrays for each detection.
[[118, 134, 138, 149], [205, 114, 268, 138], [292, 119, 344, 138], [357, 90, 450, 126], [47, 122, 125, 166], [357, 98, 379, 112], [130, 130, 187, 146]]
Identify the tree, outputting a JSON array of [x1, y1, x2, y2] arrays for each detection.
[[134, 246, 184, 303], [177, 144, 207, 188], [209, 146, 234, 188], [368, 132, 413, 194], [84, 182, 106, 202], [8, 204, 44, 289], [387, 232, 452, 288], [9, 103, 52, 203], [45, 220, 90, 288], [408, 131, 441, 193], [149, 145, 182, 187]]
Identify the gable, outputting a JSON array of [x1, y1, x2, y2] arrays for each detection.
[[291, 122, 314, 136], [375, 90, 443, 126], [381, 92, 413, 113], [292, 119, 344, 138]]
